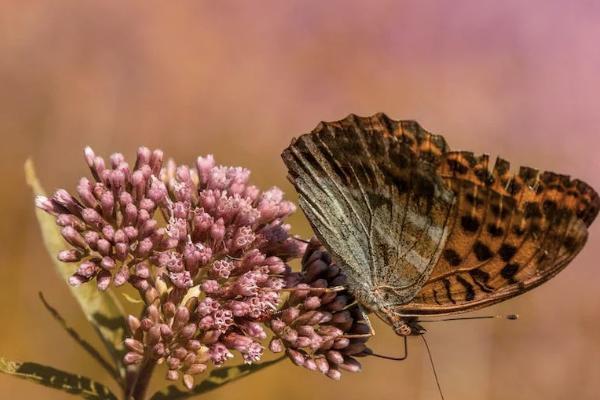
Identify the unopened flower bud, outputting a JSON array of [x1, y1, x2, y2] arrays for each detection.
[[125, 338, 145, 354], [124, 352, 143, 365], [58, 249, 83, 262], [127, 315, 141, 334], [61, 226, 87, 249]]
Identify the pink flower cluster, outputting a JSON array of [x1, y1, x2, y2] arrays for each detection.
[[270, 239, 371, 380], [36, 147, 371, 389]]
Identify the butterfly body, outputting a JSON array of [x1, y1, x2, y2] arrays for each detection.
[[282, 113, 599, 335]]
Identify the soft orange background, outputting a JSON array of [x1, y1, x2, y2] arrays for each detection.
[[1, 1, 599, 399]]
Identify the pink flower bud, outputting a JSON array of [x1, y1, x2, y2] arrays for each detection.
[[269, 338, 284, 353], [166, 369, 179, 381], [186, 340, 202, 351], [100, 256, 115, 270], [201, 280, 219, 294], [127, 315, 141, 333], [61, 226, 87, 249], [294, 336, 311, 348], [68, 274, 88, 287], [281, 307, 301, 324], [186, 363, 207, 375], [315, 357, 329, 374], [202, 330, 221, 344], [304, 358, 318, 371], [286, 349, 305, 366], [35, 196, 59, 215], [58, 249, 83, 262], [83, 231, 99, 249], [167, 356, 181, 370], [134, 238, 152, 258], [183, 374, 194, 390], [326, 368, 341, 380], [52, 189, 81, 215], [77, 260, 99, 278], [196, 155, 215, 183], [173, 307, 190, 330], [114, 242, 129, 260], [56, 214, 86, 230], [158, 324, 173, 340], [150, 149, 163, 174], [96, 270, 111, 291], [296, 325, 315, 337], [147, 305, 160, 321], [339, 358, 361, 373], [343, 342, 367, 356], [124, 352, 143, 365], [114, 265, 130, 286], [180, 323, 197, 339], [304, 296, 322, 310], [135, 147, 151, 168], [332, 338, 350, 350], [162, 302, 176, 319], [96, 239, 111, 256], [183, 352, 197, 367], [326, 350, 344, 365], [210, 218, 225, 242], [304, 259, 328, 281], [125, 338, 145, 354], [147, 325, 161, 345], [134, 262, 150, 279], [100, 191, 114, 218], [243, 321, 266, 340]]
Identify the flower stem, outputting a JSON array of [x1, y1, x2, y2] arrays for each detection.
[[125, 359, 156, 400]]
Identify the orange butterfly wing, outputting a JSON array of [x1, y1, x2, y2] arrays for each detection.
[[398, 150, 599, 315]]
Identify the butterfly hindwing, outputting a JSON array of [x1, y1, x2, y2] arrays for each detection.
[[399, 153, 598, 315]]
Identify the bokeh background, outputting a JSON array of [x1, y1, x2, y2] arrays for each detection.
[[1, 1, 599, 399]]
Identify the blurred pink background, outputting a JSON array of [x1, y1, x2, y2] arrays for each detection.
[[1, 1, 599, 399]]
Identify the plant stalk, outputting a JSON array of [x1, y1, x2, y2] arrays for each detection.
[[125, 358, 156, 400]]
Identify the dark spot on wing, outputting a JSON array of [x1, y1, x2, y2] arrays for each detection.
[[487, 223, 504, 237], [456, 275, 476, 301], [563, 236, 579, 253], [512, 225, 526, 237], [469, 269, 493, 293], [443, 279, 456, 304], [474, 241, 493, 261], [447, 159, 469, 175], [542, 200, 558, 218], [498, 243, 517, 262], [443, 249, 462, 267], [524, 202, 543, 219], [461, 215, 480, 233], [501, 262, 520, 284]]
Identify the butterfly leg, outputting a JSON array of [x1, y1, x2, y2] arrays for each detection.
[[341, 307, 376, 338], [368, 335, 408, 361]]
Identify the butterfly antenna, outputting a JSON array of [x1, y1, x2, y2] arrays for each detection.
[[420, 335, 445, 400], [418, 314, 519, 323]]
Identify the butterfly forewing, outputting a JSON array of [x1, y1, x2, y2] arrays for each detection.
[[282, 114, 456, 311]]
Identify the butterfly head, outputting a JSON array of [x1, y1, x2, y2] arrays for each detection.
[[382, 311, 427, 336]]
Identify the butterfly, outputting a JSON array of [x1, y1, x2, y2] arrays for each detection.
[[282, 113, 599, 336]]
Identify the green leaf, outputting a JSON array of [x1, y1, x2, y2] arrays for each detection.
[[149, 357, 285, 400], [0, 357, 118, 400], [121, 292, 144, 304], [25, 159, 128, 383], [38, 292, 120, 382]]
